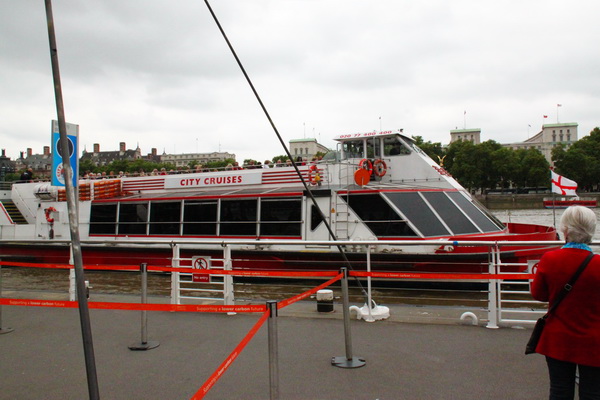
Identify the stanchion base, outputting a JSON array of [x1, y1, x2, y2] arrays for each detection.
[[331, 356, 366, 368], [0, 327, 14, 335], [128, 341, 160, 351]]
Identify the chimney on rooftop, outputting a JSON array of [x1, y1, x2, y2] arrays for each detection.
[[93, 143, 100, 153], [43, 146, 50, 156], [120, 142, 126, 152], [27, 148, 32, 158], [151, 148, 157, 156], [1, 149, 5, 157]]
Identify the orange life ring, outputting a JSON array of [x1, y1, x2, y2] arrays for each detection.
[[359, 159, 373, 175], [45, 207, 57, 224], [373, 159, 387, 177], [308, 164, 321, 185]]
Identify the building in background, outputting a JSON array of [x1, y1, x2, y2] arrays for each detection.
[[161, 151, 236, 168], [502, 122, 578, 163], [289, 138, 329, 160], [450, 128, 481, 144], [80, 142, 143, 166]]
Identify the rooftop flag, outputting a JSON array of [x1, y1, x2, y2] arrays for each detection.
[[551, 171, 577, 196]]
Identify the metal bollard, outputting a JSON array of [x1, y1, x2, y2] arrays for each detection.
[[331, 268, 365, 368], [0, 263, 14, 334], [129, 263, 159, 350], [267, 301, 279, 400]]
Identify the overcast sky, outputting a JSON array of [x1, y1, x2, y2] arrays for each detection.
[[1, 1, 599, 164]]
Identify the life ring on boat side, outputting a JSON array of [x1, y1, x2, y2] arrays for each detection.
[[359, 159, 373, 175], [45, 207, 57, 224], [373, 159, 387, 177], [308, 164, 321, 185]]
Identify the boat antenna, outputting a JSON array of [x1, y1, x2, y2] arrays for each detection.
[[202, 0, 368, 300]]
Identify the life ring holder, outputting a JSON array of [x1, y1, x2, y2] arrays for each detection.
[[45, 206, 57, 224], [373, 159, 387, 177], [359, 159, 373, 175], [308, 164, 321, 185]]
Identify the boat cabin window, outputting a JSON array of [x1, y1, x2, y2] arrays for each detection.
[[345, 194, 417, 237], [366, 137, 382, 159], [89, 204, 118, 234], [260, 198, 301, 236], [150, 201, 182, 235], [90, 196, 303, 238], [118, 203, 149, 235], [183, 201, 217, 235], [342, 140, 364, 159], [220, 199, 257, 236], [384, 191, 504, 236], [384, 137, 411, 156]]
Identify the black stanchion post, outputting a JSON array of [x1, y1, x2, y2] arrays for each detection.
[[331, 267, 365, 368], [0, 263, 14, 334], [267, 300, 279, 400], [129, 263, 159, 351]]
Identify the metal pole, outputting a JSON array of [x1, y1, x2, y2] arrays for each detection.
[[129, 263, 159, 351], [331, 268, 365, 368], [267, 301, 279, 400], [223, 245, 236, 315], [171, 244, 180, 305], [44, 2, 99, 398], [486, 246, 499, 329], [0, 263, 14, 334]]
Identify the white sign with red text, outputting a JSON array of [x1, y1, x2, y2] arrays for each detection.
[[165, 173, 261, 189], [192, 256, 211, 283]]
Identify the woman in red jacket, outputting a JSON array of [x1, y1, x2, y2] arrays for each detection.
[[531, 206, 600, 399]]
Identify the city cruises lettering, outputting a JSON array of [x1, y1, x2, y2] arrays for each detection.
[[165, 173, 261, 189]]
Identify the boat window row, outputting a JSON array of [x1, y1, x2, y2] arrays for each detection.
[[345, 191, 504, 237], [89, 197, 302, 237]]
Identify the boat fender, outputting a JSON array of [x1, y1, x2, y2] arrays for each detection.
[[45, 207, 57, 224], [373, 159, 387, 177], [460, 312, 479, 326], [358, 159, 373, 175]]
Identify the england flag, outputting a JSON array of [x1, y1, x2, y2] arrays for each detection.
[[551, 171, 578, 196]]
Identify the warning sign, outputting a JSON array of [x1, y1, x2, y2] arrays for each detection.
[[192, 256, 211, 283]]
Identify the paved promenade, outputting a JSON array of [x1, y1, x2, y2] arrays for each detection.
[[0, 291, 549, 400]]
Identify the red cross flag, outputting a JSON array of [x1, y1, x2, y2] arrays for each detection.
[[551, 171, 578, 196]]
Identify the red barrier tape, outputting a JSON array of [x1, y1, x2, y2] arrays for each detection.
[[0, 298, 266, 313], [192, 310, 270, 399], [278, 273, 343, 309], [0, 261, 535, 280], [350, 271, 534, 280]]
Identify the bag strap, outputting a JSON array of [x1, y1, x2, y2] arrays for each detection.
[[547, 252, 595, 315]]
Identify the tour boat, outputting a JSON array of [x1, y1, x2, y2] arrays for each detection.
[[0, 130, 559, 275], [543, 197, 597, 209]]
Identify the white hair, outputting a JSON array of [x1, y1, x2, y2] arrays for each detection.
[[560, 206, 596, 244]]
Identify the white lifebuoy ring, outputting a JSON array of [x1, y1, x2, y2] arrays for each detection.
[[373, 159, 387, 177]]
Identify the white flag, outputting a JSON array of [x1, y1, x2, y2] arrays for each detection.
[[551, 171, 577, 196]]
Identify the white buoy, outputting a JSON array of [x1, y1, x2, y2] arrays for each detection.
[[349, 301, 390, 322], [460, 311, 479, 326]]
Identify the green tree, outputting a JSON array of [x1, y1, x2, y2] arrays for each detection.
[[553, 127, 600, 190], [412, 136, 444, 161]]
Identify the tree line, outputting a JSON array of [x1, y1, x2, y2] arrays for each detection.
[[7, 128, 600, 193], [414, 127, 600, 193]]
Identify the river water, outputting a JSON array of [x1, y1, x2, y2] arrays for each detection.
[[1, 208, 597, 304]]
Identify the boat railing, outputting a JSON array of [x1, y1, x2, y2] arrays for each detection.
[[0, 237, 576, 327]]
